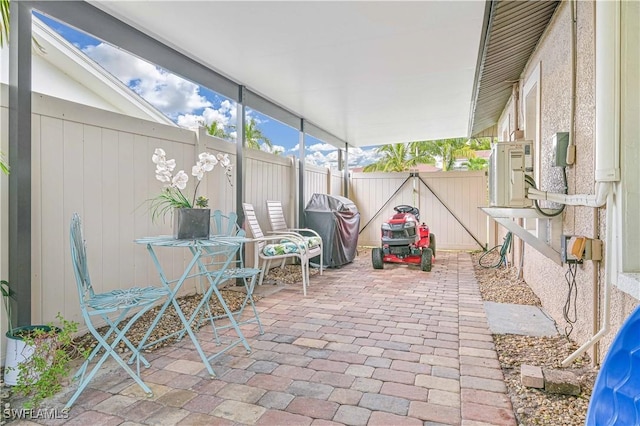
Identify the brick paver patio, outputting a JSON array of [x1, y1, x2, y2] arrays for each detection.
[[11, 251, 516, 425]]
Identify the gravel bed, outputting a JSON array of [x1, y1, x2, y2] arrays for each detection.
[[471, 250, 598, 426], [73, 288, 260, 353]]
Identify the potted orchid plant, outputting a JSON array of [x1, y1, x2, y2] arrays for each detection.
[[149, 148, 233, 239]]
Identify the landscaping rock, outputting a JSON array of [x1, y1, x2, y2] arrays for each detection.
[[521, 364, 544, 389], [543, 368, 581, 395]]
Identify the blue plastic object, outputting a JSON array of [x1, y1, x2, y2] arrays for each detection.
[[586, 305, 640, 425]]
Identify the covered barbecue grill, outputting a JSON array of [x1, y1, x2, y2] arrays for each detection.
[[304, 194, 360, 268]]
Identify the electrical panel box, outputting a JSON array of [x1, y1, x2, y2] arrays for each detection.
[[561, 235, 602, 264], [489, 141, 534, 207], [552, 132, 569, 167]]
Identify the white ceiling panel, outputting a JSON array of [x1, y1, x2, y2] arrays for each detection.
[[92, 1, 486, 147]]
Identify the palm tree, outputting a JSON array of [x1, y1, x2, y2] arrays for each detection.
[[1, 0, 8, 48], [1, 1, 42, 51], [202, 121, 228, 140], [409, 138, 476, 171], [463, 157, 488, 170], [468, 137, 492, 151], [0, 151, 8, 175], [244, 118, 272, 150], [363, 143, 432, 172]]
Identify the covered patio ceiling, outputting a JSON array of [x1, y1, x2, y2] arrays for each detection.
[[90, 1, 488, 148], [24, 1, 561, 148]]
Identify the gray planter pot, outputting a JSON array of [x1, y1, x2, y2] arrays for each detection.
[[173, 208, 210, 240]]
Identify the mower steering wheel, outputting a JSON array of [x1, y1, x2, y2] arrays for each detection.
[[394, 205, 420, 220], [394, 205, 417, 214]]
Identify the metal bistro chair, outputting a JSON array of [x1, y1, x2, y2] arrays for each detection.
[[266, 200, 323, 275], [243, 202, 312, 296], [66, 213, 169, 409], [196, 210, 264, 344]]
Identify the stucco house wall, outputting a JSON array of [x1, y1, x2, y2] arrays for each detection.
[[497, 1, 638, 363]]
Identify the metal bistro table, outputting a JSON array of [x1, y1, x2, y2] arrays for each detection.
[[133, 235, 252, 376]]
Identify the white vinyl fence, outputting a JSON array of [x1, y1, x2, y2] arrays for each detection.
[[0, 93, 341, 337], [351, 171, 490, 251]]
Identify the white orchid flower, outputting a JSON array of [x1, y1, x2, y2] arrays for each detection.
[[164, 158, 176, 171], [152, 148, 166, 164], [217, 153, 232, 169], [150, 148, 234, 222], [155, 163, 174, 183], [197, 152, 218, 172], [155, 170, 172, 184], [192, 164, 205, 181], [171, 170, 189, 190], [153, 152, 176, 175]]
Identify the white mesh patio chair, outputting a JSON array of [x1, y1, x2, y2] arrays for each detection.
[[242, 202, 312, 296], [67, 213, 169, 409], [266, 200, 323, 275]]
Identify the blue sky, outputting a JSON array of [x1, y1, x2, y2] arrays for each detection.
[[35, 13, 381, 169]]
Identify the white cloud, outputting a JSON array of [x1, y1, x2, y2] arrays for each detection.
[[83, 43, 211, 118], [306, 151, 331, 167], [176, 99, 238, 133], [219, 100, 237, 122], [262, 143, 287, 155], [176, 113, 202, 129], [296, 144, 382, 169], [202, 108, 231, 127], [325, 151, 340, 162], [308, 142, 337, 152], [346, 147, 383, 168], [176, 107, 230, 130]]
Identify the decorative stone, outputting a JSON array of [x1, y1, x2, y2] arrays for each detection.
[[521, 364, 544, 389], [543, 368, 581, 395]]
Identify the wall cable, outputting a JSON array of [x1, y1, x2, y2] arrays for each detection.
[[564, 261, 579, 337], [525, 171, 567, 217]]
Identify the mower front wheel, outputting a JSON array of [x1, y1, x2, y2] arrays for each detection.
[[372, 247, 384, 269], [421, 248, 433, 272]]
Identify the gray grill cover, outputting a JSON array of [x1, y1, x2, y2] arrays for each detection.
[[305, 194, 360, 268]]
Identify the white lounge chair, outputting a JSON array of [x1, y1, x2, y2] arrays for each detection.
[[266, 200, 323, 275], [242, 202, 313, 296]]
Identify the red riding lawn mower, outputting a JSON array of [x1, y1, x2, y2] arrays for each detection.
[[371, 205, 436, 272]]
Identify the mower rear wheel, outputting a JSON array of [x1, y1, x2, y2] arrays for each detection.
[[372, 247, 384, 269], [429, 233, 436, 258], [421, 248, 433, 272]]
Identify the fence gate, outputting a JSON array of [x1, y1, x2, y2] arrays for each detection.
[[350, 171, 489, 250]]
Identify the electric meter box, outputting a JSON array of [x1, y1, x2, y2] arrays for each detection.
[[489, 141, 534, 207]]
